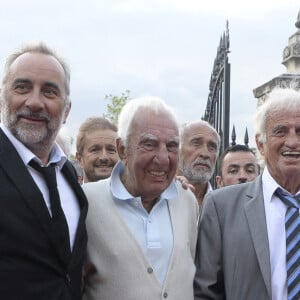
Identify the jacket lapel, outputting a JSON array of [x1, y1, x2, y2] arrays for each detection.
[[0, 129, 53, 233], [61, 161, 88, 264], [244, 176, 272, 299], [0, 129, 87, 267]]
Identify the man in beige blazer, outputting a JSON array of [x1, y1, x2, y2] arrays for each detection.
[[83, 96, 199, 300]]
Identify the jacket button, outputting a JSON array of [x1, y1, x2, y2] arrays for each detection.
[[147, 267, 153, 274], [163, 292, 168, 298]]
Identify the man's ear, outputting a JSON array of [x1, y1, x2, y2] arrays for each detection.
[[62, 101, 71, 124], [255, 134, 265, 157], [116, 138, 127, 160], [215, 176, 223, 188], [75, 152, 83, 168]]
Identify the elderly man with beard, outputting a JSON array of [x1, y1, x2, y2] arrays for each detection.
[[0, 42, 88, 300], [177, 120, 220, 207]]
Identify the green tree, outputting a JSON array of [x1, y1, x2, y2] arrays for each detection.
[[103, 90, 130, 125]]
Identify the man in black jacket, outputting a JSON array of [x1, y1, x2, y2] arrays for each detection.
[[0, 42, 88, 300]]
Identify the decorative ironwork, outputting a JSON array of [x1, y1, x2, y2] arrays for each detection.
[[203, 21, 231, 155]]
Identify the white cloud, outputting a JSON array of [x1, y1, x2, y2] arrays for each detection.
[[115, 0, 299, 19]]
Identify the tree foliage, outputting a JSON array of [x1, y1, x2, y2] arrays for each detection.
[[103, 90, 130, 125]]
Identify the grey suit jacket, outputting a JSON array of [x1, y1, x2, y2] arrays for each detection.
[[194, 175, 272, 300]]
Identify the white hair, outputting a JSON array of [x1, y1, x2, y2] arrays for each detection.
[[180, 120, 221, 154], [117, 96, 179, 146], [56, 127, 73, 158], [255, 87, 300, 143]]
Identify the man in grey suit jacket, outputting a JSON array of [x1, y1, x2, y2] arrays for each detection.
[[0, 42, 88, 300], [194, 87, 300, 300]]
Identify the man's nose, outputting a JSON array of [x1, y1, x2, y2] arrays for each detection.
[[25, 90, 44, 110], [153, 145, 170, 165], [98, 149, 109, 160]]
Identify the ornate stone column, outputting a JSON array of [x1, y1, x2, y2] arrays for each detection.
[[253, 10, 300, 106]]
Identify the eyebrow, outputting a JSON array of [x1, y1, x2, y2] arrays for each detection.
[[228, 163, 256, 168], [43, 81, 60, 91], [244, 163, 256, 168], [12, 78, 31, 85], [227, 164, 240, 169], [12, 78, 60, 90]]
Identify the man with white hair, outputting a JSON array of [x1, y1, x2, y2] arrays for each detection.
[[83, 96, 199, 300], [177, 120, 220, 207], [194, 87, 300, 299]]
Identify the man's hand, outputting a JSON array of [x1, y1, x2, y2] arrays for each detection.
[[176, 176, 196, 193]]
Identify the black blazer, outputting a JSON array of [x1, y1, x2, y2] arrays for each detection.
[[0, 129, 88, 300]]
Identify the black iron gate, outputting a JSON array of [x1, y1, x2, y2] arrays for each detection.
[[202, 21, 230, 155]]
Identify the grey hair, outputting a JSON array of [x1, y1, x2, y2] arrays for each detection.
[[180, 120, 221, 155], [76, 117, 117, 155], [117, 96, 179, 146], [1, 41, 70, 101], [56, 127, 73, 158], [255, 87, 300, 143]]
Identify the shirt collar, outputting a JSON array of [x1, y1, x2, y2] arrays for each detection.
[[262, 166, 300, 201], [206, 182, 213, 193], [110, 161, 178, 201], [0, 123, 67, 169]]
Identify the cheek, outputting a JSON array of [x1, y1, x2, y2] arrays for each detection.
[[210, 154, 217, 163], [170, 154, 179, 169], [110, 154, 119, 162], [46, 101, 65, 116], [6, 94, 23, 110]]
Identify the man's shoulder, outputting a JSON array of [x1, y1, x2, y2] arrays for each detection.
[[205, 175, 262, 206], [83, 178, 110, 194], [174, 181, 199, 209]]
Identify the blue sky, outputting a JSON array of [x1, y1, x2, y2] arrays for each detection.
[[0, 0, 299, 151]]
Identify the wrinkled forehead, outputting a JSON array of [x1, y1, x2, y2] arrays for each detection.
[[130, 110, 179, 140], [4, 52, 67, 93], [185, 123, 218, 141], [224, 151, 257, 165]]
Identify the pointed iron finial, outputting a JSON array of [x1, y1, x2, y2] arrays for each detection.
[[231, 125, 236, 146], [226, 20, 230, 51], [296, 10, 300, 29], [244, 128, 249, 147]]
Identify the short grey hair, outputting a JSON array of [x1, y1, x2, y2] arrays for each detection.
[[180, 120, 221, 154], [117, 96, 179, 146], [1, 41, 70, 101], [255, 87, 300, 143]]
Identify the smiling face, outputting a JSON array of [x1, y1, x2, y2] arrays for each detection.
[[76, 129, 118, 182], [256, 108, 300, 193], [117, 109, 179, 202], [1, 52, 70, 161], [178, 123, 218, 184]]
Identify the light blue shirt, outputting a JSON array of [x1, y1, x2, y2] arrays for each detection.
[[110, 161, 177, 286]]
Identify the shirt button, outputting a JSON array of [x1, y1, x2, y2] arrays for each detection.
[[147, 267, 153, 274], [65, 273, 71, 284], [163, 292, 168, 298]]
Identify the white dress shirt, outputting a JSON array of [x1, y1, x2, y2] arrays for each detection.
[[262, 166, 300, 300]]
